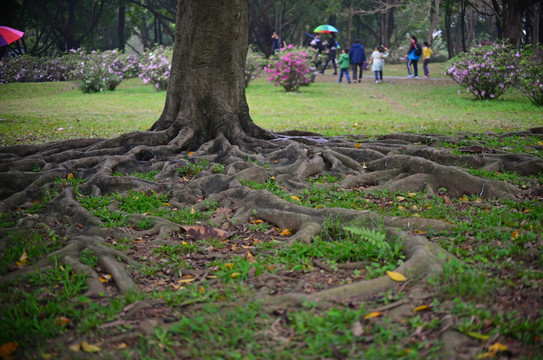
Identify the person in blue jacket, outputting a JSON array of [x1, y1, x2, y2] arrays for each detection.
[[349, 39, 366, 83], [406, 35, 421, 78]]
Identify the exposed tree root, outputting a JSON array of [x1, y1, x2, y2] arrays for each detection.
[[1, 128, 541, 357]]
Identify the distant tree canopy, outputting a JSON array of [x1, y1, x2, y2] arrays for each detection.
[[0, 0, 541, 57]]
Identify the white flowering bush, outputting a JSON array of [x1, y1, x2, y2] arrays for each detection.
[[517, 44, 543, 106], [138, 46, 172, 91], [264, 45, 313, 92], [446, 42, 518, 100], [244, 47, 266, 88]]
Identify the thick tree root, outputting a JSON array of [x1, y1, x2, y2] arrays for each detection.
[[1, 128, 541, 360]]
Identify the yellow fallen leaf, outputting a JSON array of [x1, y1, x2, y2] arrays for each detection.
[[467, 331, 489, 340], [279, 228, 292, 236], [354, 143, 362, 148], [230, 272, 241, 278], [190, 207, 196, 214], [511, 231, 520, 239], [413, 305, 431, 312], [398, 206, 405, 210], [460, 196, 469, 201], [396, 196, 406, 201], [362, 162, 367, 169], [81, 341, 101, 352], [182, 241, 188, 245], [364, 311, 383, 319], [68, 343, 81, 352], [113, 343, 127, 350], [290, 195, 301, 201], [411, 205, 418, 210], [386, 271, 407, 282], [16, 251, 28, 267], [225, 263, 234, 270], [250, 219, 263, 224], [198, 286, 205, 294], [177, 278, 196, 283], [162, 202, 171, 207], [407, 193, 416, 197], [99, 274, 111, 283], [188, 151, 194, 156], [247, 251, 256, 263], [0, 342, 18, 357], [67, 173, 74, 180]]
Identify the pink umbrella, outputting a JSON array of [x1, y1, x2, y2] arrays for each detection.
[[0, 26, 24, 47]]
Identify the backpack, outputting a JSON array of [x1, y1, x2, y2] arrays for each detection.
[[414, 42, 422, 56]]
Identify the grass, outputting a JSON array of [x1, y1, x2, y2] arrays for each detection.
[[1, 72, 543, 358], [1, 63, 542, 146]]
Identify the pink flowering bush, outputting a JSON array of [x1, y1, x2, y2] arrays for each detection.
[[138, 46, 171, 91], [446, 42, 518, 100], [516, 44, 543, 106], [264, 45, 313, 92]]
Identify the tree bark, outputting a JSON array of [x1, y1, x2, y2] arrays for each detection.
[[150, 0, 274, 147]]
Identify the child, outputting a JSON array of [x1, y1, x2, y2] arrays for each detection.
[[422, 41, 433, 78], [370, 45, 389, 83], [337, 48, 351, 83]]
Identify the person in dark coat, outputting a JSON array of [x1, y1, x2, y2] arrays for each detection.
[[349, 39, 366, 83], [321, 33, 338, 75]]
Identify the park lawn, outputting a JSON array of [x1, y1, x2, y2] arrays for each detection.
[[1, 66, 542, 146], [1, 71, 543, 359]]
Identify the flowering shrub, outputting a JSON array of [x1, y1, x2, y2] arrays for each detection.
[[138, 46, 172, 91], [264, 45, 313, 92], [446, 42, 518, 100], [516, 44, 543, 106], [244, 47, 266, 88], [70, 49, 131, 93]]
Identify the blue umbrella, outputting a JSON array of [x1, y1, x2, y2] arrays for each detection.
[[313, 24, 339, 33]]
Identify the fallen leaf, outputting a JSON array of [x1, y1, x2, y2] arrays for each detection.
[[467, 331, 489, 340], [364, 311, 383, 319], [489, 343, 508, 352], [386, 271, 407, 282], [67, 173, 74, 180], [279, 228, 292, 236], [81, 341, 101, 352], [352, 321, 364, 337], [0, 342, 18, 357], [250, 219, 263, 224], [354, 143, 362, 148], [230, 272, 241, 278], [190, 206, 196, 214], [181, 225, 232, 241], [247, 251, 256, 263], [177, 278, 196, 283], [188, 151, 194, 156], [413, 305, 431, 312], [290, 195, 301, 202], [511, 231, 520, 240], [225, 263, 234, 270], [362, 162, 368, 169], [68, 343, 81, 352], [408, 193, 417, 197], [396, 196, 406, 201], [16, 251, 28, 267], [113, 343, 127, 350], [54, 316, 71, 326]]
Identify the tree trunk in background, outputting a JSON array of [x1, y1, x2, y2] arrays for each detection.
[[427, 0, 440, 44], [347, 0, 353, 47], [150, 0, 273, 147], [118, 0, 126, 51]]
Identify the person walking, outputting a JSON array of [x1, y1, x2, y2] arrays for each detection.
[[337, 48, 351, 83], [370, 45, 389, 83], [422, 41, 433, 78], [349, 39, 366, 83], [321, 33, 338, 75], [406, 35, 421, 78]]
